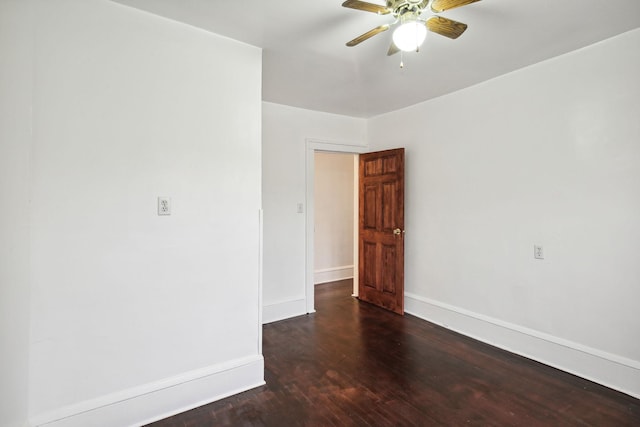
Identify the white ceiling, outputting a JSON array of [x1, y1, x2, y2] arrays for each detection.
[[112, 0, 640, 118]]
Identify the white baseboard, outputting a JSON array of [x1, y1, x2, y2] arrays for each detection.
[[262, 298, 308, 324], [314, 265, 354, 285], [30, 355, 265, 427], [405, 292, 640, 399]]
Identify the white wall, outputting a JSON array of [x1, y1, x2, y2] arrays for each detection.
[[1, 1, 264, 425], [262, 102, 366, 322], [314, 152, 355, 284], [368, 29, 640, 398], [0, 1, 33, 426]]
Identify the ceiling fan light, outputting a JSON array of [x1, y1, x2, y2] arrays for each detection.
[[392, 21, 427, 52]]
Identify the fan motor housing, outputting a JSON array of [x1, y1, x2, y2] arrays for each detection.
[[387, 0, 428, 17]]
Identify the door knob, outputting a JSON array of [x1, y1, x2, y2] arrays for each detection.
[[393, 228, 404, 235]]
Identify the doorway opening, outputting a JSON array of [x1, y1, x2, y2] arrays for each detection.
[[313, 151, 357, 291], [304, 139, 368, 314]]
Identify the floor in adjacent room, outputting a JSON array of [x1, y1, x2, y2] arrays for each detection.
[[147, 279, 640, 426]]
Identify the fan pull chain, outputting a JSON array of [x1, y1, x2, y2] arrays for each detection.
[[400, 50, 404, 69]]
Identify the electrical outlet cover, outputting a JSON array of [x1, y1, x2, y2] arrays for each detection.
[[158, 197, 171, 216]]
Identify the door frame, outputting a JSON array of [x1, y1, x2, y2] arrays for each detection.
[[305, 138, 368, 314]]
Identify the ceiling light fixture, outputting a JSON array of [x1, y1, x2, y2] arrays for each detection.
[[392, 13, 427, 52]]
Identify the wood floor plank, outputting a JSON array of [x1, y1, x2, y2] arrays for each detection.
[[147, 280, 640, 426]]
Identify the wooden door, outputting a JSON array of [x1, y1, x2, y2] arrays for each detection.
[[358, 148, 405, 315]]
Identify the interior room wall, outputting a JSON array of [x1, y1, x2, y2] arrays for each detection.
[[0, 1, 33, 426], [314, 152, 355, 284], [21, 1, 263, 425], [367, 29, 640, 398], [262, 102, 366, 322]]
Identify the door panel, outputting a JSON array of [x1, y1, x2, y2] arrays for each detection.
[[381, 244, 397, 293], [382, 182, 396, 230], [358, 148, 405, 315], [363, 185, 377, 229], [363, 242, 377, 289]]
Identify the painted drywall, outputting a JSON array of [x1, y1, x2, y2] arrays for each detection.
[[16, 0, 263, 425], [0, 2, 32, 426], [368, 29, 640, 397], [262, 102, 366, 322], [314, 152, 355, 284]]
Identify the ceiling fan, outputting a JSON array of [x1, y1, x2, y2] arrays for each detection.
[[343, 0, 480, 55]]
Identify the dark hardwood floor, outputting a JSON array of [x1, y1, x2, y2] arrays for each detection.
[[147, 280, 640, 426]]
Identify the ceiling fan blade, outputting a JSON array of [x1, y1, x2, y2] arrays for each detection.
[[346, 24, 390, 47], [387, 42, 400, 56], [430, 0, 481, 13], [426, 16, 468, 39], [342, 0, 391, 15]]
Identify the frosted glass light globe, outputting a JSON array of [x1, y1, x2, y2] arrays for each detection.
[[392, 21, 427, 52]]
